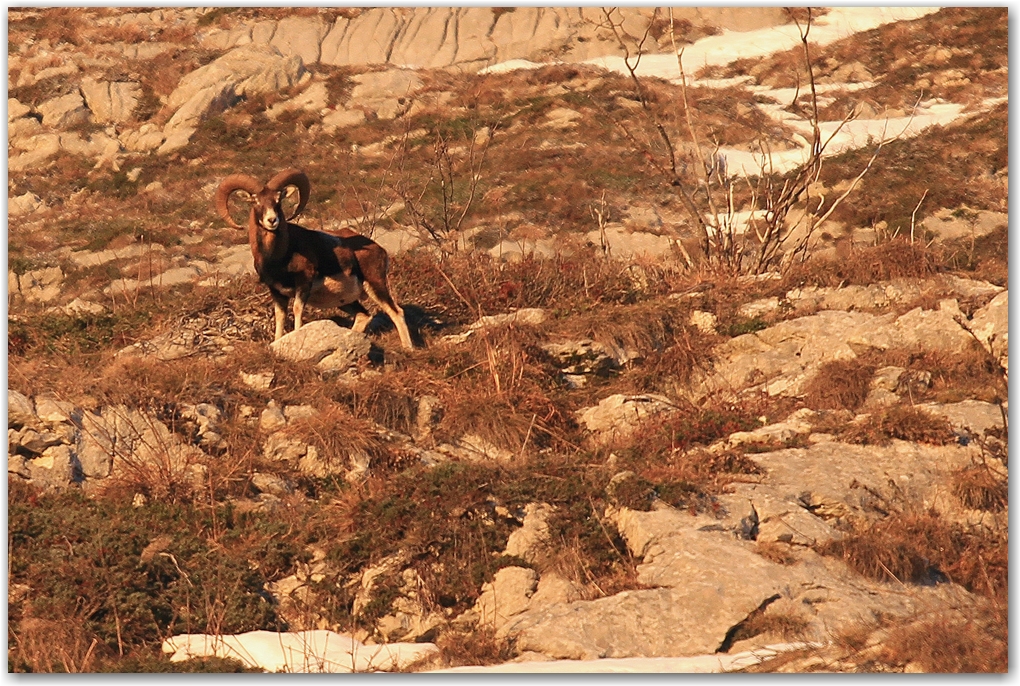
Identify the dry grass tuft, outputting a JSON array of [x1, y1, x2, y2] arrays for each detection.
[[279, 406, 395, 475], [413, 628, 515, 671], [853, 344, 1007, 405], [728, 609, 812, 645], [951, 462, 1007, 512], [879, 608, 1007, 673], [839, 404, 955, 446], [782, 239, 942, 290], [817, 510, 1007, 598], [802, 359, 876, 412], [755, 541, 798, 566], [10, 616, 107, 673]]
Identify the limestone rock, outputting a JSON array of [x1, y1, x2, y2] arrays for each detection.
[[240, 371, 275, 391], [583, 225, 675, 261], [80, 78, 141, 123], [180, 403, 227, 452], [77, 411, 115, 479], [321, 108, 366, 133], [26, 444, 78, 488], [503, 503, 977, 661], [8, 192, 44, 217], [259, 402, 287, 433], [165, 44, 305, 137], [34, 396, 76, 425], [262, 432, 309, 463], [283, 405, 319, 423], [541, 339, 634, 383], [347, 69, 422, 119], [469, 308, 547, 332], [749, 440, 977, 524], [921, 207, 1008, 241], [38, 92, 90, 129], [577, 394, 678, 444], [694, 304, 978, 401], [969, 290, 1008, 376], [413, 395, 442, 441], [8, 390, 38, 428], [251, 472, 293, 497], [76, 405, 204, 483], [120, 125, 165, 153], [689, 310, 719, 335], [10, 427, 66, 456], [266, 80, 328, 120], [8, 97, 31, 121], [270, 320, 371, 368], [16, 267, 64, 304], [473, 566, 538, 631], [723, 408, 815, 449], [269, 16, 329, 66], [917, 399, 1006, 438], [505, 503, 556, 564]]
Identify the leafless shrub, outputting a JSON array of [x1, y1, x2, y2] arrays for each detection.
[[596, 8, 894, 276]]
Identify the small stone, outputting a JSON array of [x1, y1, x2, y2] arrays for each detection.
[[240, 371, 274, 390], [259, 401, 287, 433]]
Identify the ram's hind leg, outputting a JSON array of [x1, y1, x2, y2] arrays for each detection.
[[341, 301, 373, 334], [363, 279, 413, 350]]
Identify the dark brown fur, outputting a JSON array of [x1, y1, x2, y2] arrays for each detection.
[[215, 169, 413, 348]]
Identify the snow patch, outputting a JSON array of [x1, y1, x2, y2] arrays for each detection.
[[161, 630, 438, 673]]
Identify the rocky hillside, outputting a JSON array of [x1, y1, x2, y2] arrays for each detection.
[[8, 7, 1007, 673]]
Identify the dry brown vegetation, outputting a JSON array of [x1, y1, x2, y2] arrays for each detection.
[[839, 405, 956, 446], [802, 359, 875, 412]]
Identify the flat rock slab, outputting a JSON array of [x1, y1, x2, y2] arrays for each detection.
[[694, 304, 977, 400], [748, 440, 977, 522]]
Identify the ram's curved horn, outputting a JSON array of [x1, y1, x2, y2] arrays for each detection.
[[215, 174, 263, 229], [266, 168, 310, 221]]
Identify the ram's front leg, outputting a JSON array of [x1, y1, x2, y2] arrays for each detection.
[[293, 284, 311, 332], [270, 290, 289, 341]]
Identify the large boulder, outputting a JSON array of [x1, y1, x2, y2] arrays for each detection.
[[269, 320, 371, 372], [14, 267, 64, 304], [269, 16, 329, 65], [500, 503, 977, 661], [8, 390, 38, 429], [37, 92, 90, 129], [8, 192, 44, 217]]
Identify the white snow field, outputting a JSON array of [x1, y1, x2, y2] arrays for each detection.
[[161, 630, 438, 673], [161, 630, 812, 674], [580, 7, 940, 80]]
